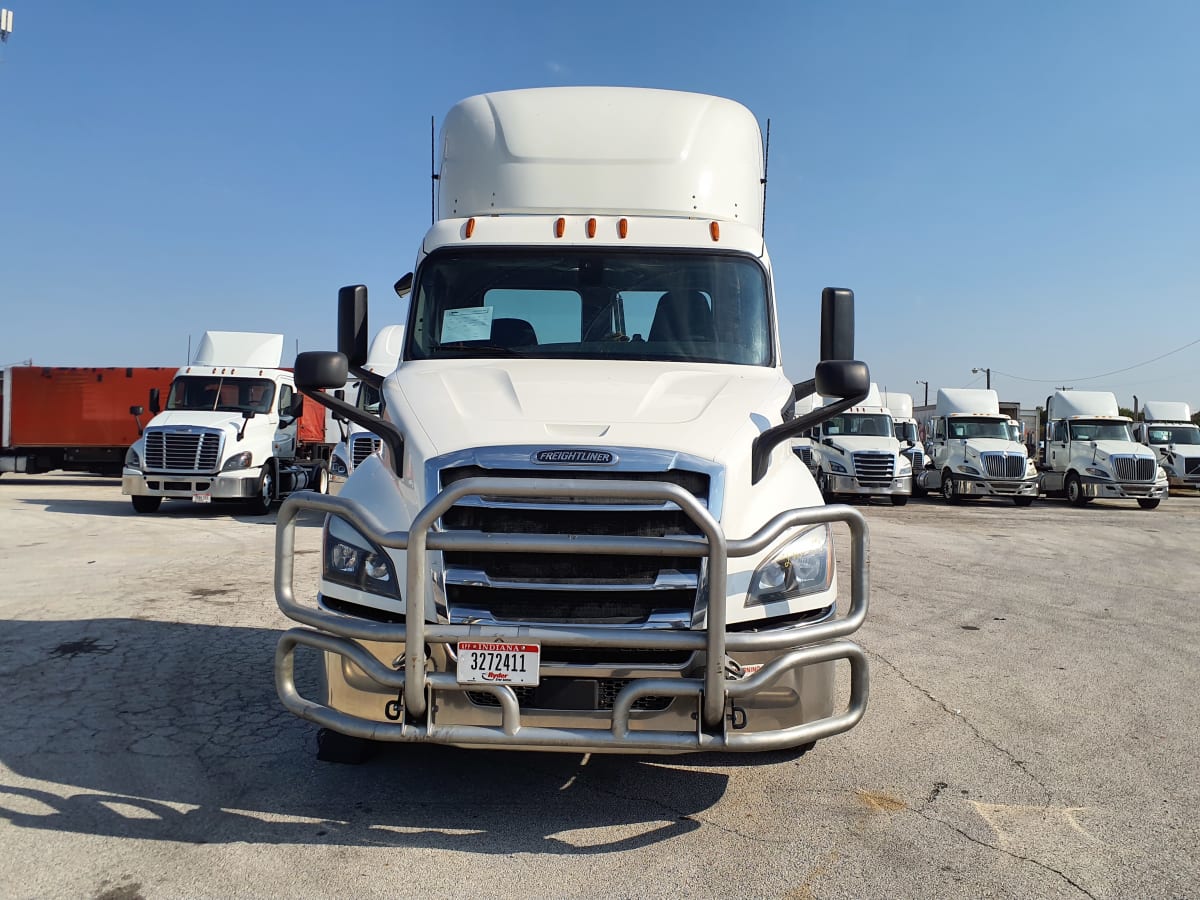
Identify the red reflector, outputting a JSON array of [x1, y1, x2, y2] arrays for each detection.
[[587, 218, 597, 238], [555, 217, 566, 238], [618, 218, 628, 238], [465, 218, 476, 238], [710, 221, 720, 241]]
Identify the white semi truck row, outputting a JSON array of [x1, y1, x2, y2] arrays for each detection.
[[1134, 401, 1200, 492]]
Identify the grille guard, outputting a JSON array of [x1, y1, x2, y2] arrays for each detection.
[[274, 478, 870, 752]]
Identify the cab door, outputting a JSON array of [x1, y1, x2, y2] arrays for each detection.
[[274, 381, 300, 460]]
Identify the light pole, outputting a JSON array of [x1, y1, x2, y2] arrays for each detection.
[[915, 379, 929, 406], [972, 367, 991, 389]]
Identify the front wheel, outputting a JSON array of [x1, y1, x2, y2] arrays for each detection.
[[312, 462, 329, 495], [248, 466, 274, 516], [1137, 498, 1160, 510], [131, 495, 162, 514], [1012, 496, 1035, 507], [1065, 473, 1089, 507], [891, 494, 909, 506], [940, 470, 959, 504]]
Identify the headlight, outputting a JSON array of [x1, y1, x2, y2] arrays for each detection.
[[828, 460, 847, 474], [330, 456, 349, 477], [323, 518, 400, 598], [1085, 467, 1111, 478], [124, 446, 141, 469], [1157, 466, 1167, 481], [897, 457, 912, 475], [1025, 460, 1038, 476], [747, 525, 833, 606], [957, 465, 981, 476], [222, 450, 253, 471]]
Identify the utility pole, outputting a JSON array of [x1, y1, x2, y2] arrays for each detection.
[[972, 367, 991, 389], [915, 379, 929, 407]]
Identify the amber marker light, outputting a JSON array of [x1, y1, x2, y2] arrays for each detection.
[[587, 218, 597, 238], [710, 221, 720, 241], [555, 217, 566, 238], [618, 218, 629, 238], [465, 218, 476, 238]]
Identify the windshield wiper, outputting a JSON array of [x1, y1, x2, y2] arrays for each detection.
[[432, 342, 527, 357]]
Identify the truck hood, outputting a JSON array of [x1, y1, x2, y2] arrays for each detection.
[[145, 410, 261, 433], [1089, 440, 1155, 460], [1155, 444, 1200, 459], [963, 439, 1028, 456], [391, 360, 784, 460], [823, 436, 900, 456]]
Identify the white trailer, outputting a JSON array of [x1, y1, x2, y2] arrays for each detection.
[[272, 86, 874, 760], [122, 332, 332, 514], [1134, 400, 1200, 492], [812, 383, 912, 505], [1040, 390, 1167, 509], [915, 388, 1039, 505]]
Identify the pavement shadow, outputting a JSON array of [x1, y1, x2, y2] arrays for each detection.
[[0, 618, 727, 853], [17, 497, 326, 526]]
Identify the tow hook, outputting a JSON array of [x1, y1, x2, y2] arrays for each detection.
[[727, 705, 748, 730], [384, 692, 403, 721]]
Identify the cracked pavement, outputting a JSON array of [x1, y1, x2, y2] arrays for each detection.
[[0, 475, 1197, 898]]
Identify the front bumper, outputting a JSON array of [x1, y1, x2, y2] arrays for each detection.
[[122, 468, 261, 500], [825, 473, 912, 497], [953, 475, 1040, 497], [274, 479, 870, 753], [1079, 475, 1169, 500], [1165, 472, 1200, 491]]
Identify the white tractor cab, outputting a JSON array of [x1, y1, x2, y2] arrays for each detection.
[[1040, 390, 1168, 509], [122, 331, 332, 515], [327, 324, 405, 495], [790, 391, 822, 477], [1135, 401, 1200, 493], [813, 383, 911, 506], [916, 388, 1039, 506], [880, 391, 924, 493], [272, 86, 876, 760]]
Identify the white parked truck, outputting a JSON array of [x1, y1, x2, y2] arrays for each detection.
[[327, 325, 405, 495], [122, 331, 332, 514], [1134, 401, 1200, 492], [880, 391, 925, 492], [790, 391, 822, 477], [915, 388, 1039, 505], [812, 383, 912, 506], [1040, 390, 1167, 509], [273, 86, 874, 760]]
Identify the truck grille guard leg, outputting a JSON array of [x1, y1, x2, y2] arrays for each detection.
[[274, 480, 870, 751]]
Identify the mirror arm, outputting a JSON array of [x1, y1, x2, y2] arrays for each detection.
[[751, 387, 869, 484], [299, 388, 404, 474], [351, 367, 384, 391]]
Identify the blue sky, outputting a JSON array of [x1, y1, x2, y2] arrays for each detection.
[[2, 1, 1197, 412]]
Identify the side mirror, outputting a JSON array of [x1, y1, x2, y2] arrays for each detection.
[[334, 389, 345, 402], [394, 272, 414, 299], [814, 359, 870, 398], [130, 405, 144, 417], [149, 388, 161, 415], [338, 285, 370, 370], [295, 351, 349, 391], [820, 287, 855, 361], [290, 395, 304, 418]]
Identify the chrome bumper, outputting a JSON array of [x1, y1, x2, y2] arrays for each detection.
[[826, 473, 911, 496], [121, 468, 261, 500], [274, 478, 870, 753], [955, 476, 1040, 497], [1080, 477, 1169, 500]]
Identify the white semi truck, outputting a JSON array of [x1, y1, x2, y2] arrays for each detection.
[[327, 325, 405, 495], [1040, 390, 1167, 509], [122, 331, 332, 514], [790, 391, 822, 477], [272, 86, 874, 760], [1134, 401, 1200, 493], [881, 391, 924, 492], [812, 383, 912, 506], [915, 388, 1039, 505]]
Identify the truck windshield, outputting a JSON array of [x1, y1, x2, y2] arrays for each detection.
[[894, 422, 919, 443], [1147, 425, 1200, 445], [1067, 420, 1133, 442], [166, 376, 276, 413], [824, 413, 893, 438], [407, 249, 771, 366], [947, 417, 1011, 440]]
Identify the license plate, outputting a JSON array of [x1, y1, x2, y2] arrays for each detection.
[[192, 493, 212, 504], [456, 641, 540, 686]]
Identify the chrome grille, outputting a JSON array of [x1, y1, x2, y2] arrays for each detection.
[[981, 452, 1025, 479], [1112, 456, 1156, 482], [793, 446, 814, 467], [350, 433, 382, 469], [439, 464, 710, 624], [144, 429, 221, 472], [1186, 458, 1200, 476], [902, 447, 924, 470], [851, 452, 894, 486]]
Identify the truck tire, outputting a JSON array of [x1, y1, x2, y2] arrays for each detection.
[[1012, 496, 1035, 507], [940, 470, 959, 504], [313, 462, 329, 495], [1065, 473, 1089, 507], [248, 466, 274, 516], [131, 495, 162, 514], [1137, 498, 1160, 510], [890, 494, 908, 506]]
